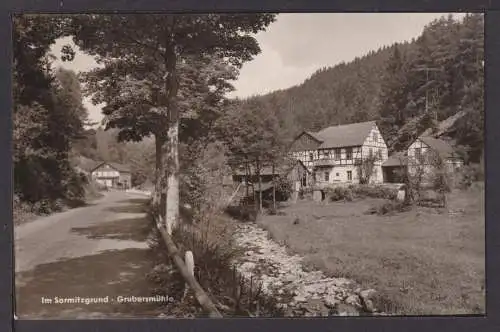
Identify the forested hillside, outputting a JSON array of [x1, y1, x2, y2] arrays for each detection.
[[237, 14, 483, 163]]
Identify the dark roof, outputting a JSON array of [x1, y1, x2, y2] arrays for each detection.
[[91, 161, 131, 173], [310, 121, 376, 149], [304, 131, 323, 142], [420, 110, 466, 138], [418, 136, 456, 159], [73, 156, 100, 172], [382, 152, 408, 167]]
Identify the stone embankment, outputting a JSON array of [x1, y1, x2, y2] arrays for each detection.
[[233, 223, 385, 317]]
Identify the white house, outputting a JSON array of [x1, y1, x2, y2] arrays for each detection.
[[90, 162, 132, 189], [288, 121, 389, 185], [382, 136, 464, 183]]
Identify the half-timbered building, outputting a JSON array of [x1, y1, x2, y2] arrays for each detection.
[[90, 162, 132, 189], [288, 121, 389, 185], [382, 136, 464, 183]]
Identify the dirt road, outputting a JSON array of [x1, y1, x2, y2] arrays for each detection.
[[14, 191, 165, 319]]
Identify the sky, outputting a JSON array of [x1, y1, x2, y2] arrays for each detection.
[[51, 13, 465, 125]]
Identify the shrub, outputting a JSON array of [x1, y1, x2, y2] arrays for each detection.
[[458, 164, 484, 189], [326, 186, 354, 202], [365, 201, 409, 215], [32, 199, 53, 215], [299, 187, 313, 200], [352, 185, 398, 200], [147, 205, 285, 317], [53, 198, 65, 212], [13, 195, 35, 225]]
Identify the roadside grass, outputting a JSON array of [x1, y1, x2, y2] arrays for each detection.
[[257, 183, 485, 315], [146, 201, 286, 317]]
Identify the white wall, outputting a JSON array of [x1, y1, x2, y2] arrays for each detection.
[[315, 165, 359, 185], [291, 124, 389, 185], [360, 125, 388, 184], [92, 170, 120, 178]]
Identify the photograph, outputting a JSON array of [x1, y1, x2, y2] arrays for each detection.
[[13, 12, 484, 319]]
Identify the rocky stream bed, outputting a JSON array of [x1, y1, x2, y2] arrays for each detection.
[[233, 223, 386, 317]]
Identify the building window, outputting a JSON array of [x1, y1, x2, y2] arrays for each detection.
[[335, 148, 341, 160], [373, 132, 378, 142], [324, 172, 329, 182], [377, 149, 382, 160], [369, 148, 373, 158], [336, 173, 339, 177], [309, 152, 314, 161], [346, 148, 353, 160], [347, 171, 352, 181]]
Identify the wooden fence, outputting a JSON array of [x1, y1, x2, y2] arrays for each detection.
[[151, 204, 223, 318]]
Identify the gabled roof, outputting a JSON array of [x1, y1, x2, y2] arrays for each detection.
[[417, 136, 457, 159], [73, 156, 100, 172], [420, 110, 467, 138], [91, 161, 131, 173], [310, 121, 376, 149]]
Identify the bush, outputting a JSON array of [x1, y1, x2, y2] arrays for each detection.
[[458, 164, 484, 189], [299, 187, 313, 200], [351, 185, 398, 200], [365, 201, 409, 216], [13, 195, 35, 225], [147, 205, 285, 317], [225, 201, 258, 222], [326, 186, 354, 202], [32, 199, 53, 215]]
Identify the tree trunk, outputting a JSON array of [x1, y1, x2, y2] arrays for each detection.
[[258, 159, 262, 213], [163, 36, 180, 235], [245, 158, 249, 198], [272, 162, 276, 210], [165, 119, 179, 235], [153, 134, 165, 208], [251, 160, 256, 204]]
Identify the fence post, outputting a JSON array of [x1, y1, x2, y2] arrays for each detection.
[[184, 251, 195, 299], [157, 225, 222, 318]]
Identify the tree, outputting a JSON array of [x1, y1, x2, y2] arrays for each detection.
[[217, 98, 284, 212], [13, 14, 87, 206], [378, 44, 411, 150], [71, 14, 276, 234], [356, 154, 377, 185]]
